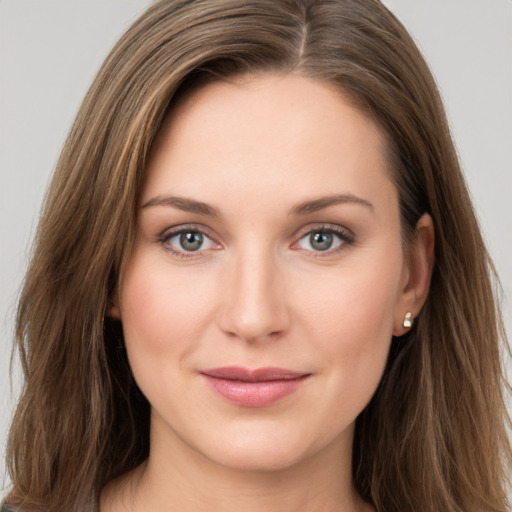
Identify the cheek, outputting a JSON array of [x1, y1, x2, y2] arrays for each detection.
[[119, 255, 215, 371], [297, 257, 400, 348], [293, 252, 402, 401], [311, 281, 394, 377]]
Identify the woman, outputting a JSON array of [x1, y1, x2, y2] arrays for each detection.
[[3, 0, 511, 511]]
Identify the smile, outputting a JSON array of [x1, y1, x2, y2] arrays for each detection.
[[200, 366, 311, 408]]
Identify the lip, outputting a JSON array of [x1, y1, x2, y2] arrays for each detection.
[[200, 366, 311, 408]]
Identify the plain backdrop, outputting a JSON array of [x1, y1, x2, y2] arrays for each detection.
[[1, 0, 511, 495]]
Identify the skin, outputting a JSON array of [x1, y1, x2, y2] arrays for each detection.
[[103, 73, 434, 512]]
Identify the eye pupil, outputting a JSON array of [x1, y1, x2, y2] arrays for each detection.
[[180, 231, 203, 251], [310, 232, 333, 251]]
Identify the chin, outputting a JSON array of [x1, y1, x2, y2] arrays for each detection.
[[193, 420, 347, 473], [208, 442, 310, 473]]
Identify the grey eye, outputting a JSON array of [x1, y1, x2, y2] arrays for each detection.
[[179, 231, 203, 251], [163, 228, 218, 255], [296, 229, 346, 253], [309, 232, 334, 251]]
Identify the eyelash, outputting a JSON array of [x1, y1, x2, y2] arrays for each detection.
[[157, 223, 355, 259], [157, 224, 219, 259], [293, 224, 355, 257]]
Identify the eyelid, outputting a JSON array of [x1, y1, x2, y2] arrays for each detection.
[[293, 222, 355, 241], [157, 223, 222, 257], [156, 222, 355, 259], [291, 223, 356, 255]]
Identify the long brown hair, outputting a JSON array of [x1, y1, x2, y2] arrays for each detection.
[[5, 1, 511, 511]]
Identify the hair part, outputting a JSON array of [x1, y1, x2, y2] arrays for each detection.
[[5, 1, 511, 511]]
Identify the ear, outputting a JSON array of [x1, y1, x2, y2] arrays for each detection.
[[393, 213, 435, 336], [107, 291, 121, 320]]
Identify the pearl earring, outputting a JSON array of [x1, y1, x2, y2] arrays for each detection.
[[403, 312, 413, 329]]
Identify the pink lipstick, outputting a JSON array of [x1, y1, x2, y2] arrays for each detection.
[[200, 366, 310, 407]]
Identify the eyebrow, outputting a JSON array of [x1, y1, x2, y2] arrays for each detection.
[[289, 194, 374, 216], [141, 195, 221, 217], [141, 192, 374, 218]]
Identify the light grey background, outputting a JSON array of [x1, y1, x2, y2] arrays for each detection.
[[1, 0, 511, 495]]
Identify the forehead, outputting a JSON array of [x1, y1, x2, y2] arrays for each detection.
[[142, 72, 396, 217]]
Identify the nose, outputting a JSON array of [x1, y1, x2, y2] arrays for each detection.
[[216, 247, 290, 343]]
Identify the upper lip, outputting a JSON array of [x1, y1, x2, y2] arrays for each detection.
[[200, 366, 309, 382]]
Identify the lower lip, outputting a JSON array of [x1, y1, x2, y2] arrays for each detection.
[[201, 375, 309, 408]]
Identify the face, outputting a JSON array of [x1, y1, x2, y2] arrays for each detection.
[[115, 73, 415, 472]]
